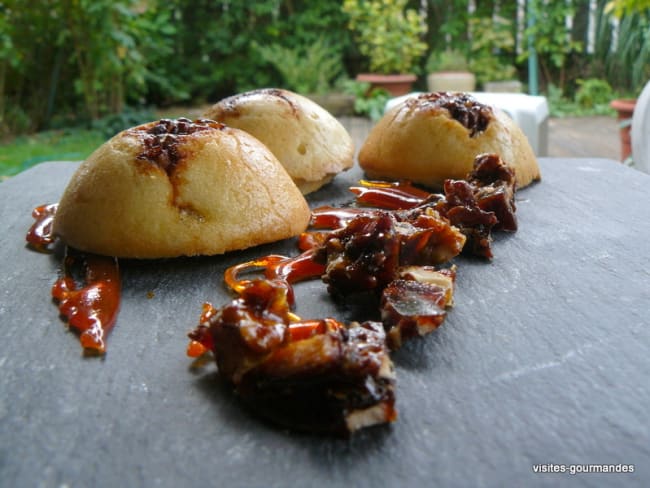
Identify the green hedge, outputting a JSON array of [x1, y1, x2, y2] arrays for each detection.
[[1, 0, 647, 137]]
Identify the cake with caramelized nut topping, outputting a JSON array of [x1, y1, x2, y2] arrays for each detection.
[[53, 118, 311, 258], [358, 92, 541, 189]]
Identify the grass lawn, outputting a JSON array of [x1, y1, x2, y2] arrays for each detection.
[[1, 128, 105, 179], [0, 105, 210, 180]]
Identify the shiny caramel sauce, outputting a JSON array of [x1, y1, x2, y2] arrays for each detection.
[[25, 203, 58, 252], [52, 250, 120, 354], [309, 206, 367, 229], [297, 231, 328, 252], [350, 180, 430, 209], [224, 253, 325, 296], [27, 203, 121, 354], [186, 303, 218, 358]]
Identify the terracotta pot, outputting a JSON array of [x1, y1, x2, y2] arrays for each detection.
[[610, 98, 637, 161], [356, 73, 417, 97]]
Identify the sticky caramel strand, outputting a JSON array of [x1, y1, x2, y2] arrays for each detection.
[[309, 205, 369, 229], [348, 180, 430, 209], [52, 249, 121, 355], [134, 117, 225, 175], [223, 253, 325, 298], [26, 204, 122, 354], [26, 203, 58, 252]]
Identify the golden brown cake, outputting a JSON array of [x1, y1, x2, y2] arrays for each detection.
[[358, 92, 541, 189], [53, 118, 311, 258], [204, 88, 355, 194]]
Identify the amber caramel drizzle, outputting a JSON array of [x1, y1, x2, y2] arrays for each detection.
[[350, 180, 430, 209], [223, 252, 325, 296], [27, 203, 121, 354], [309, 206, 367, 229], [186, 303, 218, 358], [26, 203, 58, 252], [52, 250, 120, 354]]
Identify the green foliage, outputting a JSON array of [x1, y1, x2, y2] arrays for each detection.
[[61, 0, 152, 118], [468, 16, 517, 85], [2, 104, 31, 136], [606, 0, 650, 16], [520, 0, 583, 90], [1, 2, 66, 134], [342, 80, 390, 121], [2, 0, 649, 144], [255, 38, 344, 95], [601, 7, 650, 93], [0, 5, 18, 69], [523, 1, 583, 69], [546, 83, 616, 118], [159, 1, 352, 104], [156, 2, 273, 104], [425, 0, 470, 54], [575, 78, 614, 108], [425, 49, 469, 73], [0, 0, 165, 134], [342, 0, 428, 74], [132, 5, 189, 106], [91, 107, 157, 138], [0, 0, 353, 137]]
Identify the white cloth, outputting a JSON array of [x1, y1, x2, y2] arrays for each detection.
[[632, 80, 650, 174]]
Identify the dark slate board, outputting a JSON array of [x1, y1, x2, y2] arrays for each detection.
[[1, 159, 649, 488]]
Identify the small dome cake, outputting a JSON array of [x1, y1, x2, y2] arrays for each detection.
[[358, 92, 541, 189], [53, 118, 311, 258], [204, 88, 355, 194]]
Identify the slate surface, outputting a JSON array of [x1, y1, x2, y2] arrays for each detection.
[[1, 159, 649, 488]]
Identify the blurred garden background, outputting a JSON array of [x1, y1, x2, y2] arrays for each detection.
[[1, 0, 649, 178]]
